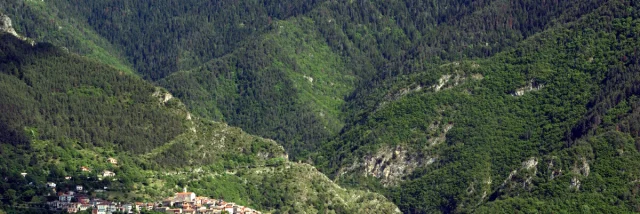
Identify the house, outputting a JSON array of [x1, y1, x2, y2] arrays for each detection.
[[197, 209, 218, 214], [47, 182, 57, 188], [59, 193, 74, 202], [51, 200, 65, 209], [79, 204, 91, 211], [80, 166, 91, 172], [103, 170, 115, 177], [122, 204, 133, 213], [65, 176, 72, 180], [91, 199, 107, 207], [154, 207, 168, 212], [107, 157, 118, 165], [77, 196, 90, 204], [183, 202, 195, 210], [66, 206, 78, 213], [174, 201, 185, 208], [108, 203, 118, 213], [135, 202, 145, 211], [167, 208, 182, 214], [96, 202, 110, 214], [162, 197, 174, 207], [175, 191, 196, 202], [20, 172, 27, 177], [196, 207, 208, 213], [195, 196, 206, 206], [224, 204, 235, 214], [76, 185, 84, 191]]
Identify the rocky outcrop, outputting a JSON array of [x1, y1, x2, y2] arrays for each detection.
[[337, 116, 455, 186], [0, 13, 19, 38], [570, 157, 590, 190], [337, 144, 439, 187], [494, 157, 540, 196], [376, 61, 484, 112], [511, 80, 544, 96], [152, 88, 175, 104], [0, 13, 33, 44]]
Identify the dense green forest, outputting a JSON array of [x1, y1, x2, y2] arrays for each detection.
[[2, 0, 640, 213], [316, 0, 640, 213], [0, 0, 610, 158]]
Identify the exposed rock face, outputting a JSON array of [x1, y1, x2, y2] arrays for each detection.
[[570, 177, 581, 189], [512, 80, 544, 96], [358, 145, 434, 187], [0, 13, 19, 38], [522, 157, 538, 171], [429, 123, 453, 146], [0, 13, 33, 45], [575, 157, 590, 177], [338, 117, 455, 186], [493, 156, 592, 198], [496, 157, 540, 195], [569, 157, 590, 190], [337, 144, 441, 187], [152, 88, 175, 104]]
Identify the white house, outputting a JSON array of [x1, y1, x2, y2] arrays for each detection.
[[59, 193, 74, 202], [103, 170, 116, 177], [107, 157, 118, 165], [47, 182, 57, 188]]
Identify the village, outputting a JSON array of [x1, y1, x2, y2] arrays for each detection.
[[48, 188, 261, 214], [38, 157, 261, 214]]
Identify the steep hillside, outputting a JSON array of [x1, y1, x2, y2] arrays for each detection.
[[2, 0, 608, 160], [0, 34, 399, 213], [316, 1, 640, 213], [159, 17, 358, 157], [159, 0, 608, 158], [0, 1, 134, 74]]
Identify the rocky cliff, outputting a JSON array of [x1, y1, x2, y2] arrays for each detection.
[[0, 13, 32, 44], [0, 13, 19, 37]]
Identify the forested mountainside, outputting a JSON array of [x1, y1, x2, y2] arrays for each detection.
[[2, 0, 640, 213], [316, 1, 640, 213], [0, 34, 398, 213], [1, 0, 608, 158]]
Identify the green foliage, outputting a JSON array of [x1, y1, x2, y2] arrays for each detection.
[[160, 17, 357, 157], [315, 1, 640, 213], [0, 34, 186, 154], [0, 1, 135, 75], [3, 0, 640, 213]]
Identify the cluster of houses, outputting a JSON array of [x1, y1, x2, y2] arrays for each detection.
[[41, 157, 261, 213], [43, 158, 118, 197], [79, 157, 118, 179], [47, 191, 135, 214], [156, 188, 261, 214], [47, 188, 261, 214]]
